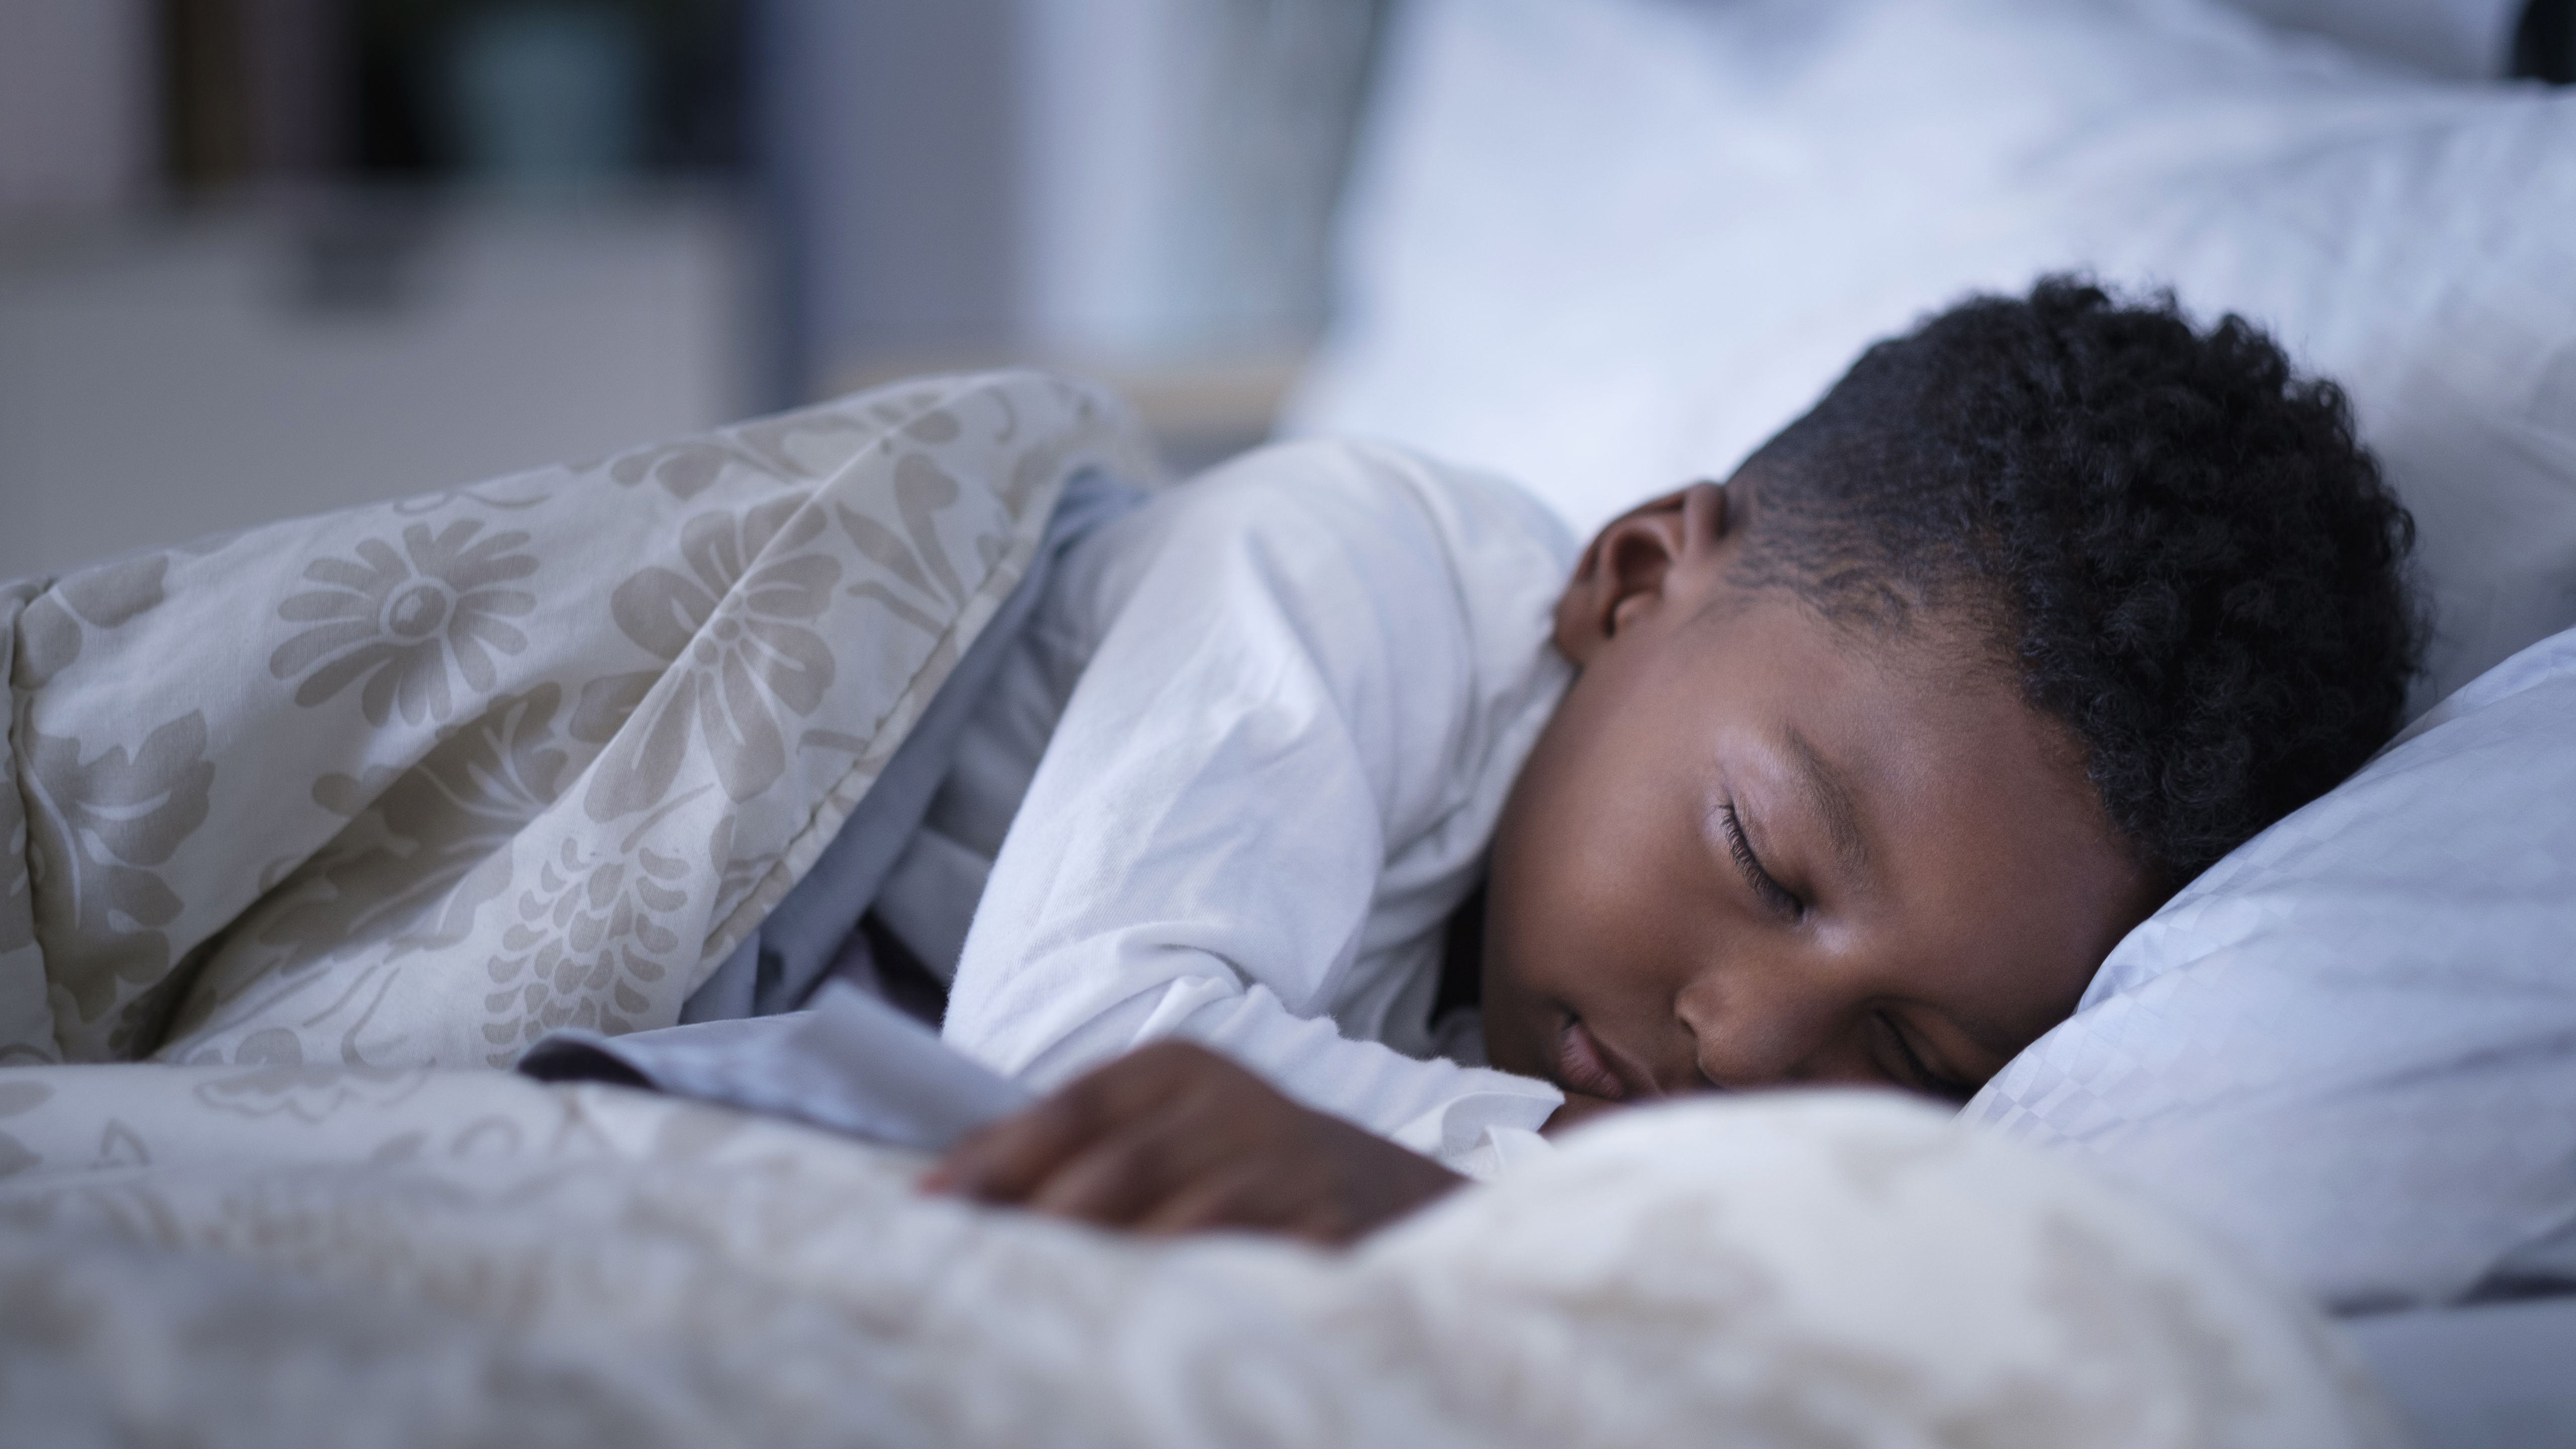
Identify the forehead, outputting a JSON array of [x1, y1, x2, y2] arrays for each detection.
[[1700, 586, 2092, 832]]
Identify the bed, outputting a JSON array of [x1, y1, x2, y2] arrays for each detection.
[[4, 0, 2572, 1443], [0, 371, 2395, 1446]]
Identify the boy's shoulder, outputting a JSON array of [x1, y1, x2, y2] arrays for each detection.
[[1054, 437, 1577, 699]]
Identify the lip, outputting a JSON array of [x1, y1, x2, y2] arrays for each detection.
[[1555, 1016, 1644, 1101]]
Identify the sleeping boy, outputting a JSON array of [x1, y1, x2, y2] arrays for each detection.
[[792, 280, 2421, 1243]]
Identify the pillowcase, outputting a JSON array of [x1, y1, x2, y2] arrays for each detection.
[[1286, 0, 2576, 708], [1970, 624, 2576, 1312]]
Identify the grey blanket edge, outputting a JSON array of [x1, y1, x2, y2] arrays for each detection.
[[520, 982, 1031, 1152]]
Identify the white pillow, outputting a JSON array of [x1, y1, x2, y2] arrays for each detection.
[[1287, 0, 2576, 707], [1970, 624, 2576, 1313]]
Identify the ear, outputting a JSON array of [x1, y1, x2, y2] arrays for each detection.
[[1553, 481, 1731, 666]]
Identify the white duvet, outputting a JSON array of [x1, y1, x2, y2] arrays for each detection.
[[0, 1064, 2390, 1448]]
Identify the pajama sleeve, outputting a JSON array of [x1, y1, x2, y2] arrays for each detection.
[[939, 442, 1565, 1172]]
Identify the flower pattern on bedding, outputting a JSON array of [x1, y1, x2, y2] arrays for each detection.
[[0, 372, 1158, 1069], [592, 394, 882, 499], [268, 519, 541, 728], [20, 713, 214, 1045], [480, 828, 695, 1055], [232, 686, 571, 982], [834, 447, 992, 638], [577, 496, 843, 820], [12, 554, 168, 691], [2, 559, 187, 1063]]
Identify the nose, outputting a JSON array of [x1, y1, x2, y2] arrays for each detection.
[[1674, 963, 1862, 1090]]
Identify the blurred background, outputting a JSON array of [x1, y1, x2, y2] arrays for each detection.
[[1, 0, 2565, 583], [0, 0, 1384, 580]]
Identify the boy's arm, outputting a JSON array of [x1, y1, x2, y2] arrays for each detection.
[[942, 445, 1567, 1170], [925, 1040, 1467, 1243], [924, 1043, 1629, 1246]]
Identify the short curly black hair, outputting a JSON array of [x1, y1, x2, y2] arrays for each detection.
[[1728, 277, 2422, 887]]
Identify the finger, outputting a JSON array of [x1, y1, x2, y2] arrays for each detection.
[[1023, 1103, 1242, 1227], [1069, 1040, 1242, 1114], [1129, 1158, 1305, 1239], [925, 1044, 1233, 1200], [925, 1092, 1106, 1202]]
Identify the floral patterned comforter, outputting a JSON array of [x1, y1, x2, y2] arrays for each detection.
[[1, 371, 1153, 1070]]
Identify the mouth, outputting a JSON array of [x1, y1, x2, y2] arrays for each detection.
[[1554, 1015, 1644, 1102]]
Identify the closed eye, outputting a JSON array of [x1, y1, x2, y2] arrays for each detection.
[[1718, 801, 1804, 920]]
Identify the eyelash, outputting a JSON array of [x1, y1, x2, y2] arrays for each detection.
[[1718, 801, 1804, 920]]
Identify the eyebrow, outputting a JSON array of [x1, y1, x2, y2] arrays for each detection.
[[1783, 726, 1872, 884]]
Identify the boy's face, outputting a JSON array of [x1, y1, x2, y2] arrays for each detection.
[[1481, 484, 2159, 1105]]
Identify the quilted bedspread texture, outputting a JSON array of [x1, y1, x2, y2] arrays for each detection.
[[0, 1066, 2394, 1447]]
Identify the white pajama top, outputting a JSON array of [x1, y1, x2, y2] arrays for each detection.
[[871, 438, 1577, 1173]]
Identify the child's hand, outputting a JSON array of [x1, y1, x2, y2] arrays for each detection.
[[921, 1041, 1465, 1245]]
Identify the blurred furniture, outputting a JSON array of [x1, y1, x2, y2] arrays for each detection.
[[0, 192, 749, 581], [765, 0, 1382, 471], [0, 0, 754, 582]]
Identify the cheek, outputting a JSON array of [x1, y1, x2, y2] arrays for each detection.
[[1492, 763, 1699, 996], [1491, 775, 1602, 957], [1482, 662, 1733, 1028]]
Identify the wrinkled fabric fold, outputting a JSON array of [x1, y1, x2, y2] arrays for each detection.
[[0, 372, 1157, 1067]]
